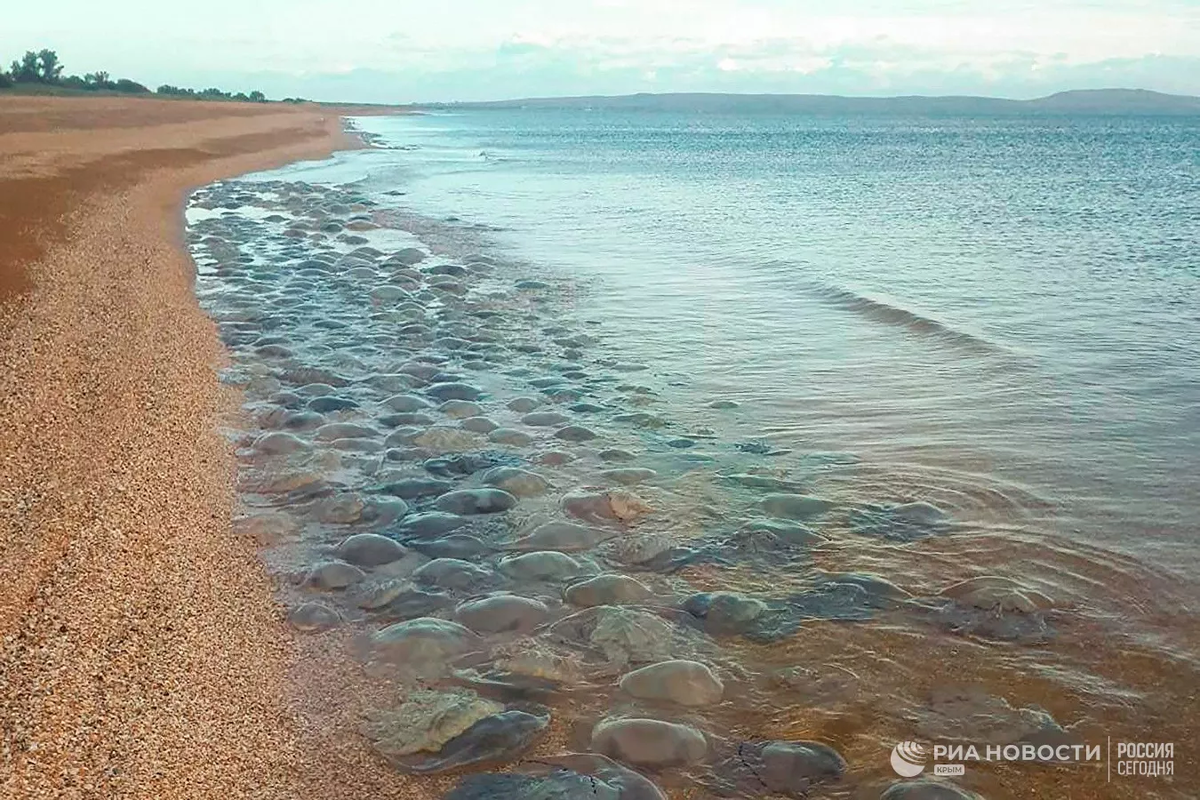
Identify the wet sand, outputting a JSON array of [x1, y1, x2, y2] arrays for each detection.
[[0, 97, 420, 798]]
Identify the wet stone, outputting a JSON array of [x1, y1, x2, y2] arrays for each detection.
[[591, 718, 708, 767], [482, 467, 550, 497], [619, 660, 724, 706], [564, 574, 652, 607], [436, 488, 518, 515], [455, 594, 552, 634], [711, 740, 846, 798], [598, 449, 637, 463], [336, 533, 407, 568]]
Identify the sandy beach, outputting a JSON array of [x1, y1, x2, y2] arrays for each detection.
[[0, 96, 419, 799]]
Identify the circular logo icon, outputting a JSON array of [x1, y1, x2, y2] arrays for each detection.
[[891, 741, 927, 777]]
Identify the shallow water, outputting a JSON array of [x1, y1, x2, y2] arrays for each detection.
[[185, 111, 1199, 800]]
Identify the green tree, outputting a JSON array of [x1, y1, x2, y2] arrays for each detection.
[[37, 49, 63, 83], [85, 71, 111, 88], [11, 51, 40, 82], [248, 90, 266, 103]]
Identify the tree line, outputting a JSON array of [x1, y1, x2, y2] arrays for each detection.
[[0, 49, 296, 103]]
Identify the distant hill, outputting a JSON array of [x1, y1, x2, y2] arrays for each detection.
[[426, 89, 1200, 116]]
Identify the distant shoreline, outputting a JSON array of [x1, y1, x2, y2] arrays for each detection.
[[419, 88, 1200, 115]]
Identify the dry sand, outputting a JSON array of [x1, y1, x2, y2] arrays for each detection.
[[0, 96, 428, 798]]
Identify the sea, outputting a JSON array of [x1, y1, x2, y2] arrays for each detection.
[[186, 107, 1200, 798]]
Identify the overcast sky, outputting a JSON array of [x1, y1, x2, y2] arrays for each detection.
[[4, 0, 1198, 102]]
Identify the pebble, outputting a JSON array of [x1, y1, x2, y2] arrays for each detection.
[[598, 449, 636, 463], [591, 718, 708, 766], [619, 660, 725, 706]]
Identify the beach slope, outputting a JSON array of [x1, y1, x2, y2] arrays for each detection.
[[0, 96, 384, 798]]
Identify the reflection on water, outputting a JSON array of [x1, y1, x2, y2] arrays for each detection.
[[186, 109, 1200, 799]]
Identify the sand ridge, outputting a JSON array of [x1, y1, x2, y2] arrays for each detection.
[[0, 96, 423, 798]]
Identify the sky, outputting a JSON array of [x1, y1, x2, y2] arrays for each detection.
[[4, 0, 1199, 103]]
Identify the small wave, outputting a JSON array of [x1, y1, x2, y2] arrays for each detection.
[[802, 282, 1007, 355]]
